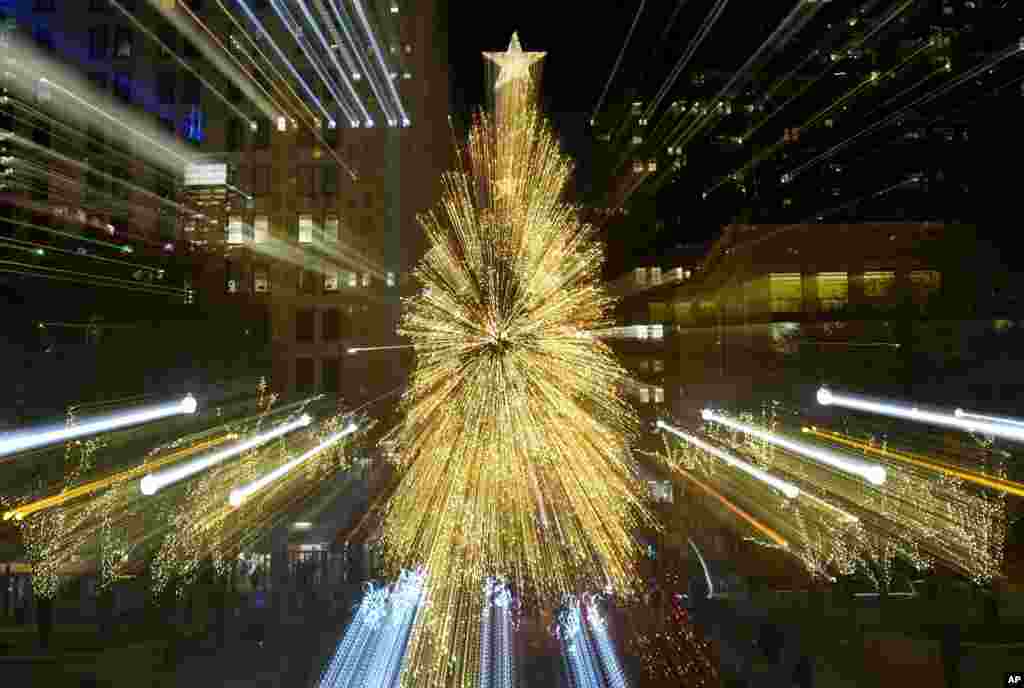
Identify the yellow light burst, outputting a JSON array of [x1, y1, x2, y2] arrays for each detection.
[[384, 46, 651, 688]]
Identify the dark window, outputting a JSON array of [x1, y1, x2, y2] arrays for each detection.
[[323, 308, 340, 341], [32, 123, 50, 148], [323, 118, 339, 146], [363, 191, 373, 209], [182, 75, 200, 105], [34, 0, 56, 11], [182, 37, 199, 59], [159, 116, 175, 135], [322, 358, 340, 394], [33, 26, 53, 52], [298, 166, 316, 196], [226, 118, 243, 151], [157, 72, 175, 105], [157, 24, 176, 57], [113, 72, 131, 102], [227, 83, 242, 104], [89, 27, 108, 59], [300, 268, 317, 294], [321, 165, 337, 195], [255, 119, 270, 148], [253, 165, 270, 195], [87, 124, 105, 152], [296, 309, 315, 342], [295, 358, 315, 393], [87, 71, 108, 92], [113, 27, 132, 58], [89, 0, 111, 10]]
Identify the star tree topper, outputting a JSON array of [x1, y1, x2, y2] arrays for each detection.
[[483, 32, 546, 90]]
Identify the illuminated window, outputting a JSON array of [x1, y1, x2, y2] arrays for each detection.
[[653, 387, 665, 404], [299, 214, 314, 243], [323, 270, 340, 292], [631, 101, 643, 114], [648, 480, 673, 503], [909, 270, 941, 304], [255, 268, 270, 293], [324, 215, 339, 242], [769, 273, 803, 313], [227, 215, 244, 244], [254, 215, 269, 243], [386, 271, 396, 287], [633, 161, 644, 173], [815, 272, 849, 311], [634, 267, 648, 285], [277, 116, 287, 132], [650, 267, 662, 285], [652, 359, 665, 373], [361, 272, 371, 287], [114, 27, 133, 58], [649, 324, 664, 340], [34, 79, 52, 104], [345, 271, 358, 288], [631, 135, 643, 145], [862, 271, 895, 298], [647, 161, 657, 172], [403, 43, 413, 55], [637, 386, 650, 404], [253, 165, 270, 195]]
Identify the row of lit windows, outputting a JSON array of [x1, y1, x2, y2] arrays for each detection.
[[600, 324, 665, 341], [630, 384, 665, 405], [633, 266, 692, 286], [228, 214, 365, 244], [662, 271, 943, 320], [632, 359, 665, 373], [227, 267, 398, 294]]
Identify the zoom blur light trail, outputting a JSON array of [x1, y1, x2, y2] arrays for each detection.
[[479, 578, 516, 688], [803, 426, 1024, 499], [817, 387, 1024, 444], [675, 467, 789, 548], [3, 432, 237, 521], [656, 420, 800, 499], [586, 601, 629, 688], [955, 408, 1024, 429], [0, 395, 197, 460], [228, 422, 358, 507], [140, 414, 312, 496], [701, 409, 887, 486]]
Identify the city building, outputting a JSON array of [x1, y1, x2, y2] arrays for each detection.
[[1, 0, 452, 399]]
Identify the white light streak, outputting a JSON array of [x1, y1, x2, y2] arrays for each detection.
[[657, 420, 800, 499], [229, 422, 358, 507], [701, 409, 887, 485], [956, 408, 1024, 429], [234, 0, 334, 123], [140, 413, 311, 496], [349, 0, 410, 127], [586, 601, 629, 688], [0, 395, 196, 459], [820, 387, 1024, 443]]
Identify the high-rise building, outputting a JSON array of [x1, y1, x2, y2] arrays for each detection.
[[1, 0, 452, 399]]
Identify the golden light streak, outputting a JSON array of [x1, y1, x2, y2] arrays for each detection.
[[802, 426, 1024, 498], [3, 433, 238, 521], [676, 468, 788, 549]]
